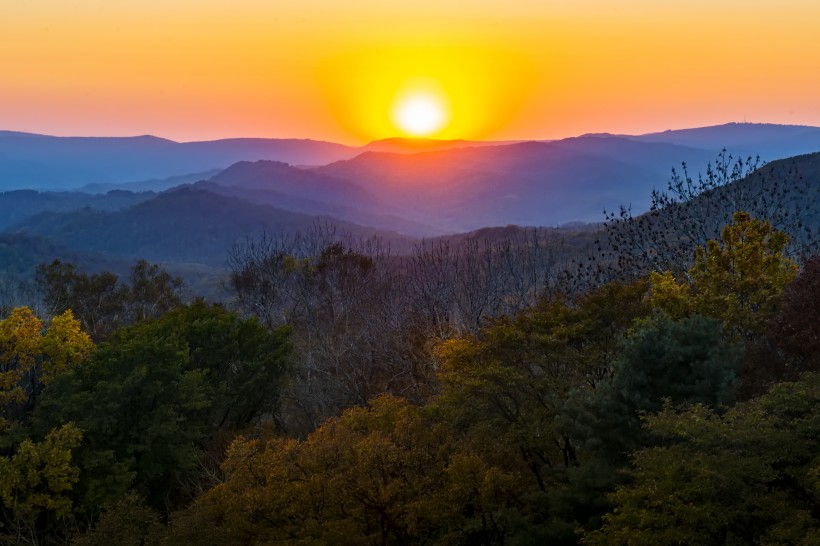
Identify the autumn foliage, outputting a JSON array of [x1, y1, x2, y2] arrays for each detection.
[[1, 211, 818, 544]]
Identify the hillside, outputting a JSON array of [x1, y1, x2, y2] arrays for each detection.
[[208, 160, 374, 210], [191, 181, 441, 237], [0, 189, 154, 230], [9, 186, 414, 267], [602, 149, 820, 279], [315, 137, 715, 231]]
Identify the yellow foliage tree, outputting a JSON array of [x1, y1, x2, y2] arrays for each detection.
[[0, 308, 42, 411], [650, 212, 797, 337], [648, 271, 691, 320], [41, 310, 95, 384], [0, 308, 93, 425], [176, 395, 515, 545]]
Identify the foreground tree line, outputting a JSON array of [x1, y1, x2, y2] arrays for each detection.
[[0, 206, 817, 545]]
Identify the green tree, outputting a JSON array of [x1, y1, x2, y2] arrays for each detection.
[[36, 261, 127, 341], [33, 302, 291, 514], [584, 373, 820, 545], [71, 494, 163, 546], [584, 313, 736, 459], [0, 423, 83, 545], [127, 260, 185, 324], [436, 280, 650, 477], [433, 280, 651, 542], [690, 211, 797, 335]]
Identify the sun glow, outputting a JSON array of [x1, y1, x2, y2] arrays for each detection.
[[318, 46, 536, 142], [392, 93, 448, 136]]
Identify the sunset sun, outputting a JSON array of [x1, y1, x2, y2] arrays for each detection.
[[392, 93, 448, 137]]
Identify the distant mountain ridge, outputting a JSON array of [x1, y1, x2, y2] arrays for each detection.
[[9, 186, 414, 266], [606, 122, 820, 161], [360, 137, 519, 154], [0, 133, 357, 190], [0, 132, 517, 191], [3, 122, 820, 257], [0, 189, 154, 230], [5, 122, 820, 192], [209, 160, 374, 209], [313, 137, 716, 231]]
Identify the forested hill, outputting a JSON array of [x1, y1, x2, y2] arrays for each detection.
[[314, 138, 711, 231], [8, 186, 414, 266], [0, 189, 153, 230], [603, 150, 820, 278]]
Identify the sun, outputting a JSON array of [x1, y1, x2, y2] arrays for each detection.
[[392, 93, 448, 137]]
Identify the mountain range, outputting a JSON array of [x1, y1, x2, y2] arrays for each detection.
[[2, 122, 819, 296], [0, 132, 509, 191], [5, 122, 820, 193]]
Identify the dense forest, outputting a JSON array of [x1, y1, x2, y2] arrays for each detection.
[[0, 153, 819, 545]]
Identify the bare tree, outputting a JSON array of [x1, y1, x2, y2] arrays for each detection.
[[228, 224, 577, 432], [602, 149, 819, 279]]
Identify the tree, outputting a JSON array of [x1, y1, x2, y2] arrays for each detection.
[[406, 228, 568, 337], [771, 255, 820, 374], [433, 280, 652, 541], [171, 395, 516, 545], [584, 373, 820, 545], [0, 423, 83, 545], [33, 302, 291, 514], [126, 260, 185, 324], [689, 212, 797, 334], [603, 150, 817, 278], [0, 308, 93, 426], [228, 225, 577, 433], [436, 280, 650, 476], [35, 260, 184, 341], [71, 494, 163, 546], [584, 313, 736, 459], [230, 230, 438, 432], [36, 261, 127, 341], [650, 212, 797, 338]]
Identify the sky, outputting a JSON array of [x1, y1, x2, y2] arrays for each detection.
[[3, 1, 820, 144]]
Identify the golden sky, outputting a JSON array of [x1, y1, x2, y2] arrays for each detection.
[[3, 1, 820, 143]]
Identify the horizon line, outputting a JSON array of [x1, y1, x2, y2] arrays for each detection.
[[3, 120, 817, 147]]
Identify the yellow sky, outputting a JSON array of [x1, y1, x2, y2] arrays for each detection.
[[2, 1, 820, 143]]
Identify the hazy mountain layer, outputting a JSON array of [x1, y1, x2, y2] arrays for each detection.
[[208, 160, 375, 210], [0, 189, 154, 230], [191, 181, 441, 236], [314, 137, 716, 231], [9, 186, 413, 267], [631, 122, 820, 160], [0, 132, 516, 191], [0, 132, 357, 190], [4, 123, 820, 195]]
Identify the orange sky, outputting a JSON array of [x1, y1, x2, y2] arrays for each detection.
[[3, 1, 820, 144]]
